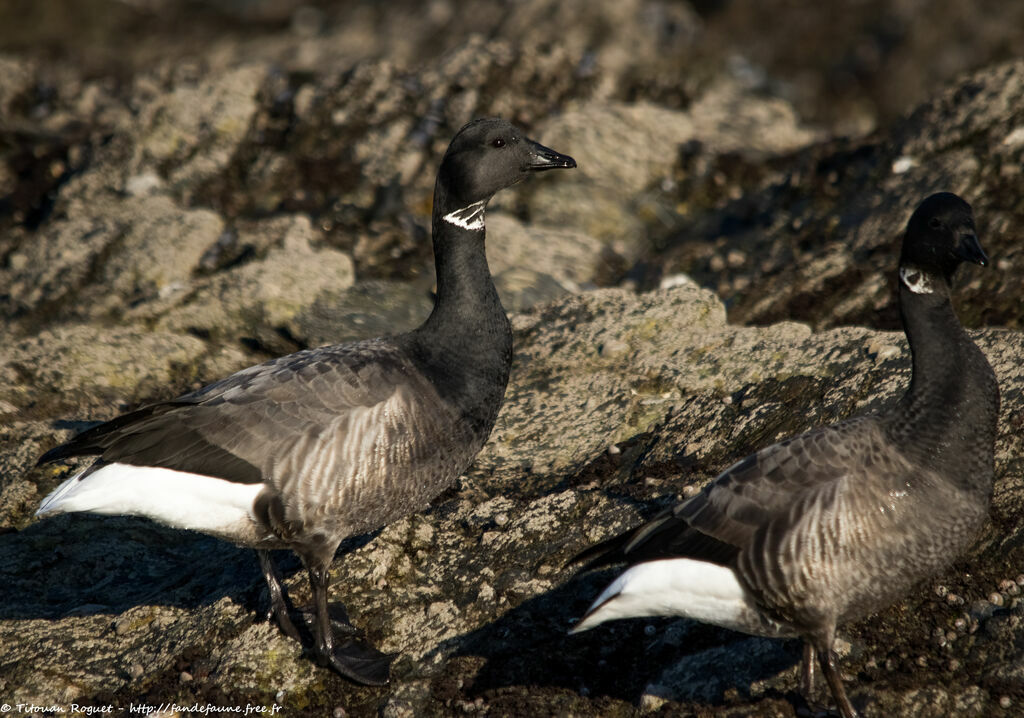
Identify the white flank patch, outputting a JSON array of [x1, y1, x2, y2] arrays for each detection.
[[899, 266, 935, 294], [36, 463, 264, 539], [442, 200, 486, 231], [570, 559, 763, 636]]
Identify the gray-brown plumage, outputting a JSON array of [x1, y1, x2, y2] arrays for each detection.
[[570, 193, 999, 718], [34, 118, 576, 684]]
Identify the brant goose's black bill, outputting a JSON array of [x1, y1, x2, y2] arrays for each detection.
[[956, 232, 988, 266], [524, 140, 577, 171]]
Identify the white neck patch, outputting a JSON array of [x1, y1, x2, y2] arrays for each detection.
[[899, 266, 935, 295], [442, 200, 486, 231]]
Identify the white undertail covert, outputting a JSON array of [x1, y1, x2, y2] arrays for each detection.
[[36, 463, 263, 539], [571, 558, 788, 637]]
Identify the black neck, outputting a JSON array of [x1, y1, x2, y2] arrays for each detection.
[[426, 221, 498, 325], [888, 280, 999, 491], [401, 181, 513, 433], [419, 182, 509, 340]]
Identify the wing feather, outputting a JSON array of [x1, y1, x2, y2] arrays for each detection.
[[38, 339, 440, 489], [594, 416, 891, 568]]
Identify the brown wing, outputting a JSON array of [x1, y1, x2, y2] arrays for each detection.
[[580, 416, 888, 569], [39, 339, 443, 486], [674, 416, 880, 549]]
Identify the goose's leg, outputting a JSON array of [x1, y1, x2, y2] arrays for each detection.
[[292, 588, 358, 638], [801, 642, 817, 698], [257, 550, 302, 642], [818, 643, 858, 718], [308, 563, 393, 686]]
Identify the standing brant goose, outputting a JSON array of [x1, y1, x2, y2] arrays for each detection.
[[35, 118, 576, 685], [569, 193, 998, 718]]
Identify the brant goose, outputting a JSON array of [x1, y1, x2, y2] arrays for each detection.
[[35, 118, 576, 685], [569, 193, 999, 718]]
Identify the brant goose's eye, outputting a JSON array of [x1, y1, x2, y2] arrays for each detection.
[[491, 138, 506, 148], [929, 217, 942, 229]]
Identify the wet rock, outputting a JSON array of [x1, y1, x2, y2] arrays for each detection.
[[650, 59, 1024, 332]]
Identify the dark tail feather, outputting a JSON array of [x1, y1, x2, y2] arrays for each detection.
[[36, 402, 181, 466], [569, 508, 739, 571], [36, 442, 103, 466], [567, 504, 680, 570]]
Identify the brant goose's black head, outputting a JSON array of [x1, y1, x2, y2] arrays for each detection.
[[437, 118, 576, 207], [900, 192, 986, 294]]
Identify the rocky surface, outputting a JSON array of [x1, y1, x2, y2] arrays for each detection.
[[2, 2, 1024, 717], [643, 59, 1024, 333]]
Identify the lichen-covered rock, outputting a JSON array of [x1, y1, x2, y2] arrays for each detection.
[[0, 324, 206, 412], [149, 214, 355, 343], [530, 92, 819, 243], [648, 59, 1024, 333], [0, 193, 224, 323], [3, 282, 1022, 717], [2, 4, 1024, 717], [131, 64, 265, 196]]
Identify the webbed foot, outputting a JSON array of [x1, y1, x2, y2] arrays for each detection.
[[314, 636, 393, 686]]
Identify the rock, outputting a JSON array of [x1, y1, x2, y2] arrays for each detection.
[[3, 5, 1024, 717], [4, 279, 1021, 716], [476, 285, 817, 483], [867, 338, 901, 362], [493, 267, 570, 314], [641, 636, 795, 704], [0, 55, 36, 116], [649, 59, 1024, 333], [150, 214, 355, 343], [484, 212, 606, 311], [132, 64, 265, 197], [530, 92, 818, 244], [1, 193, 223, 324], [291, 279, 434, 349], [0, 324, 206, 411]]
